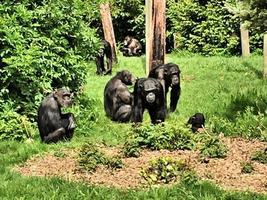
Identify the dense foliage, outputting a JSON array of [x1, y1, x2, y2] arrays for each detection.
[[0, 0, 101, 139]]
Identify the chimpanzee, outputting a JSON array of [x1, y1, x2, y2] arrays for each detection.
[[95, 39, 112, 75], [37, 87, 76, 143], [148, 63, 181, 112], [104, 70, 136, 122], [187, 113, 205, 133], [122, 36, 142, 57], [132, 78, 167, 124]]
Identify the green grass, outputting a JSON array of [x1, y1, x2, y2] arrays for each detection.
[[0, 54, 267, 199]]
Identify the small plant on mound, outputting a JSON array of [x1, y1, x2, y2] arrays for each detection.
[[78, 143, 123, 172], [197, 135, 228, 159], [241, 162, 254, 174], [123, 123, 195, 157], [140, 157, 187, 184], [251, 149, 267, 164]]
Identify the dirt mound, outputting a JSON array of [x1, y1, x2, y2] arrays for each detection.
[[14, 137, 267, 193]]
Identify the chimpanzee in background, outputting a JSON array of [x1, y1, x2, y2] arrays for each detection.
[[148, 63, 181, 112], [95, 39, 112, 75], [122, 36, 142, 57], [37, 87, 76, 143], [104, 70, 136, 122], [132, 78, 167, 124], [187, 113, 205, 133]]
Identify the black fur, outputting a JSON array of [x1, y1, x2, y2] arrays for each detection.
[[104, 70, 135, 122], [132, 78, 167, 124], [187, 113, 205, 133], [37, 88, 76, 143], [96, 40, 112, 75], [149, 63, 181, 112]]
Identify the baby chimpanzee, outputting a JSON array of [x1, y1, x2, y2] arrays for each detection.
[[187, 113, 205, 133]]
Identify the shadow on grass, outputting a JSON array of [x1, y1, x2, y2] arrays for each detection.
[[228, 61, 263, 79], [224, 89, 267, 121]]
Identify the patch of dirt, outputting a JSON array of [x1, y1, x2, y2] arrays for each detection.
[[14, 137, 267, 193]]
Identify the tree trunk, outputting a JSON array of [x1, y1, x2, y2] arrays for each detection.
[[145, 0, 166, 74], [240, 23, 250, 58], [100, 3, 117, 63]]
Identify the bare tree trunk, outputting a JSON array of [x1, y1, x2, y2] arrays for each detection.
[[145, 0, 166, 75], [240, 23, 250, 58], [100, 3, 117, 63]]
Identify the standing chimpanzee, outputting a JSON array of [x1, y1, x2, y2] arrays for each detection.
[[148, 63, 181, 112], [122, 36, 142, 57], [95, 39, 112, 75], [37, 87, 76, 143], [187, 113, 205, 133], [104, 70, 136, 122], [132, 78, 167, 124]]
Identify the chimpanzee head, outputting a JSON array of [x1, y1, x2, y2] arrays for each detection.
[[123, 36, 132, 47], [140, 78, 160, 104], [118, 70, 136, 85], [53, 87, 73, 107], [165, 63, 180, 87], [187, 113, 205, 133]]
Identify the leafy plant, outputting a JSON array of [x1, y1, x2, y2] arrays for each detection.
[[140, 157, 187, 184], [241, 162, 254, 173], [78, 143, 123, 172], [251, 149, 267, 164], [198, 135, 228, 158]]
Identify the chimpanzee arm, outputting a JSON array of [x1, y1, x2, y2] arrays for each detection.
[[170, 85, 181, 112], [132, 85, 144, 123]]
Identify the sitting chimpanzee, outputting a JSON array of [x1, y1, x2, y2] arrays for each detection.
[[95, 39, 112, 75], [132, 78, 167, 124], [187, 113, 205, 133], [104, 70, 136, 122], [148, 63, 181, 112], [122, 36, 142, 57], [37, 87, 76, 143]]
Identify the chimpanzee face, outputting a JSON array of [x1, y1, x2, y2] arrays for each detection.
[[123, 36, 132, 46], [121, 70, 136, 85], [142, 79, 158, 104], [168, 66, 180, 86], [54, 88, 73, 107]]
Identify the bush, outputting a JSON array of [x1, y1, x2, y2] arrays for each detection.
[[251, 149, 267, 164], [0, 1, 100, 117], [78, 143, 123, 172], [0, 102, 35, 141], [197, 135, 228, 158], [140, 157, 187, 184], [123, 123, 195, 157]]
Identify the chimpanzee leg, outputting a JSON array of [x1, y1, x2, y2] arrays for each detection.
[[170, 85, 181, 112], [96, 55, 105, 75], [114, 105, 132, 122], [149, 107, 167, 124], [43, 128, 66, 143]]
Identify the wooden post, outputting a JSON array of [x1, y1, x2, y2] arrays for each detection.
[[264, 33, 267, 79], [145, 0, 166, 74], [240, 23, 250, 58], [100, 3, 117, 63]]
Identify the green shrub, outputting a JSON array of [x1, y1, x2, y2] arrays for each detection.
[[251, 149, 267, 164], [140, 157, 187, 184], [123, 123, 195, 157], [0, 1, 100, 117], [78, 143, 123, 172], [241, 162, 254, 174], [0, 102, 35, 141], [198, 135, 228, 158]]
